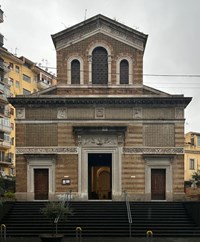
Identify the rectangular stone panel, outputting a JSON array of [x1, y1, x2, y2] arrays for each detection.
[[144, 124, 175, 147]]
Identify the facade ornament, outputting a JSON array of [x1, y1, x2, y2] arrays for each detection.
[[16, 147, 78, 154], [133, 108, 142, 119], [57, 108, 67, 119], [95, 107, 105, 119], [123, 147, 184, 154], [16, 108, 25, 119], [81, 135, 118, 147]]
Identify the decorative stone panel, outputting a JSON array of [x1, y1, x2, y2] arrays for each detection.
[[16, 108, 25, 119], [57, 108, 68, 119]]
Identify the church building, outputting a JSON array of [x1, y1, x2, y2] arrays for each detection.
[[9, 14, 191, 201]]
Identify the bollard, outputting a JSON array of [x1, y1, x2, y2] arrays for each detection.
[[0, 224, 6, 242], [146, 230, 153, 242], [76, 227, 82, 242]]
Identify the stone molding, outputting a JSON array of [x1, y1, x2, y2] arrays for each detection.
[[16, 147, 78, 154], [78, 135, 124, 147], [123, 147, 184, 154]]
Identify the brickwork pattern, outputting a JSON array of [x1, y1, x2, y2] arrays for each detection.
[[55, 154, 78, 192], [15, 155, 27, 192], [144, 124, 175, 147], [122, 154, 145, 193], [26, 124, 57, 146]]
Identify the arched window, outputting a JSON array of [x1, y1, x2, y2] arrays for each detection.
[[71, 59, 80, 84], [92, 47, 108, 84], [120, 59, 129, 84]]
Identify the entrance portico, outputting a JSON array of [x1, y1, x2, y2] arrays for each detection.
[[75, 127, 125, 200]]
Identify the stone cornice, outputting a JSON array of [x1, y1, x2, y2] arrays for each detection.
[[8, 96, 192, 108]]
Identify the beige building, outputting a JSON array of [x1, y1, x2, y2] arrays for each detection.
[[9, 14, 191, 201], [184, 132, 200, 182]]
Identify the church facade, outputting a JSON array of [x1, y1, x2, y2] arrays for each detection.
[[9, 15, 191, 201]]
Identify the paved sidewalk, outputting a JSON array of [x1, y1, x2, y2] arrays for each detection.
[[5, 237, 200, 242]]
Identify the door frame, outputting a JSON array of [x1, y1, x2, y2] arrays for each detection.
[[78, 147, 122, 200], [27, 156, 56, 200], [144, 157, 173, 201]]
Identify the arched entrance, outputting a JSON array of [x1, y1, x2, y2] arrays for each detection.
[[88, 153, 112, 200]]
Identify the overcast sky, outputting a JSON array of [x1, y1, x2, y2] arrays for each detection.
[[1, 0, 200, 133]]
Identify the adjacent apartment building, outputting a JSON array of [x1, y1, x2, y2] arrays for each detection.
[[0, 6, 57, 176], [9, 14, 191, 201], [184, 132, 200, 182]]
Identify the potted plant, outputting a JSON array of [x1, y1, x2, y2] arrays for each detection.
[[40, 201, 73, 242]]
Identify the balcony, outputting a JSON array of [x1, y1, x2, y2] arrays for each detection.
[[0, 8, 3, 23], [0, 33, 4, 47], [37, 80, 51, 90], [0, 140, 11, 149]]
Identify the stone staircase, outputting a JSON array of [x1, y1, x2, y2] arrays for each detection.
[[1, 201, 200, 237]]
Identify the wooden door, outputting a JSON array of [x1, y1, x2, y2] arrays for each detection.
[[151, 169, 166, 200], [34, 169, 49, 200]]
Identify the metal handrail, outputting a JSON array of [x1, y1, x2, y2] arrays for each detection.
[[0, 224, 6, 242], [54, 190, 72, 233], [124, 191, 132, 237]]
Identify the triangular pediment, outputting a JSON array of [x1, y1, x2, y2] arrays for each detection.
[[52, 14, 148, 51]]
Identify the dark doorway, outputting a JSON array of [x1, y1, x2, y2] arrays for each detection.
[[88, 153, 112, 200], [34, 169, 49, 200], [151, 169, 166, 200]]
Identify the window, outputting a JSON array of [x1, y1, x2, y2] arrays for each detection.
[[4, 133, 10, 143], [120, 59, 129, 84], [197, 136, 200, 146], [0, 151, 5, 161], [10, 108, 14, 116], [189, 159, 195, 170], [71, 59, 80, 84], [22, 74, 31, 83], [9, 77, 14, 86], [92, 47, 108, 84], [23, 88, 31, 95], [11, 137, 14, 145], [15, 80, 20, 88], [9, 62, 13, 69], [15, 65, 20, 73]]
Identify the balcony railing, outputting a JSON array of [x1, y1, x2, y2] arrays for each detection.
[[0, 8, 3, 23], [37, 80, 51, 90], [0, 140, 11, 149]]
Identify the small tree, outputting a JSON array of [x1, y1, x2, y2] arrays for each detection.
[[41, 201, 73, 236], [192, 170, 200, 186]]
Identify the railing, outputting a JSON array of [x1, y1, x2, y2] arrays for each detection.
[[146, 230, 153, 242], [76, 227, 82, 242], [54, 190, 72, 234], [0, 224, 6, 242], [124, 191, 132, 237]]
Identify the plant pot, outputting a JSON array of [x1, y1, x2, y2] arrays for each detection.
[[39, 234, 64, 242]]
